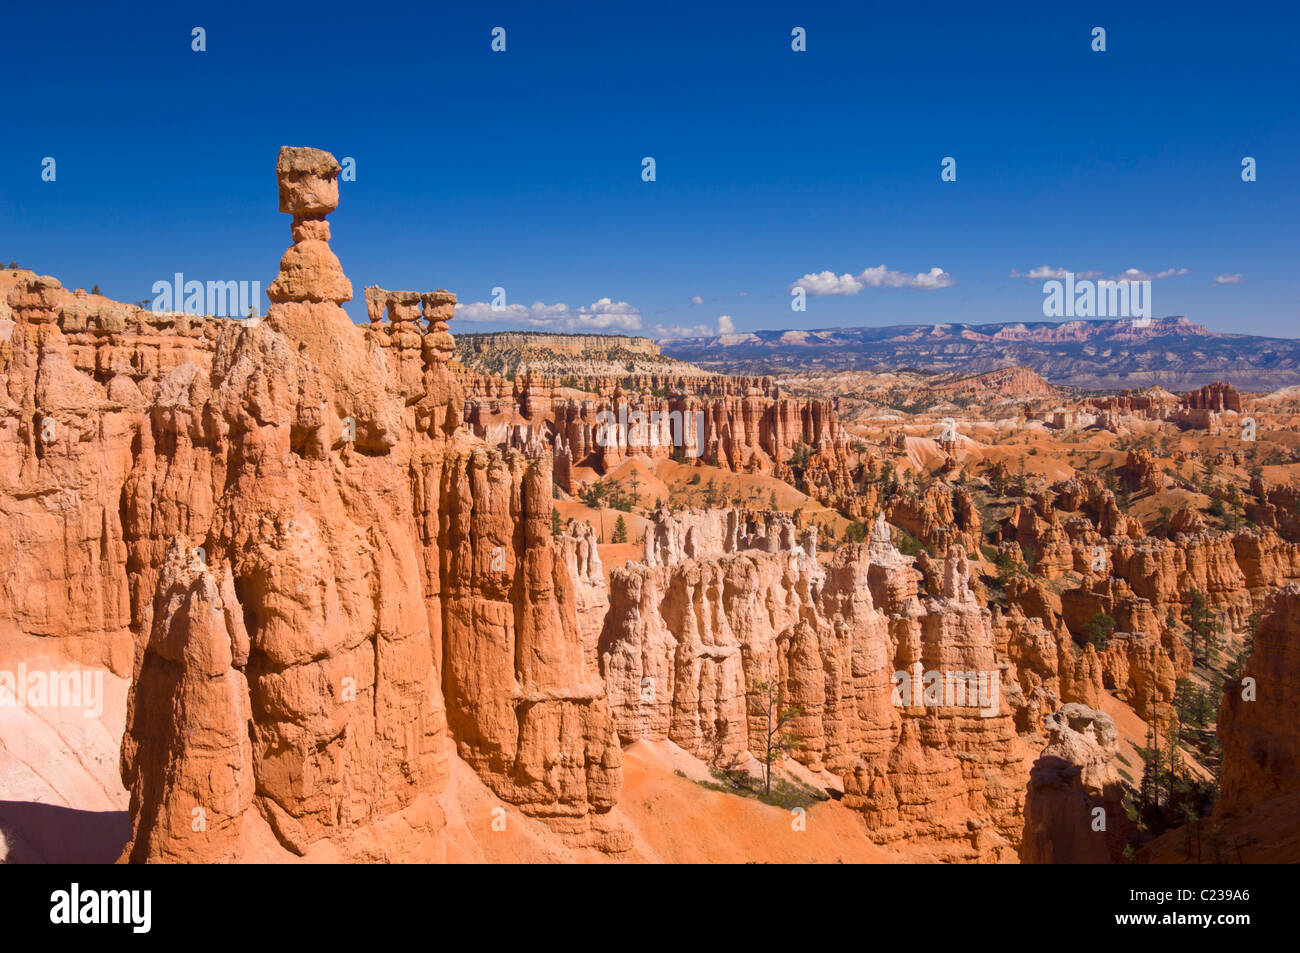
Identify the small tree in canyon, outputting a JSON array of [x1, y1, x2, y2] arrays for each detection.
[[1182, 590, 1223, 667], [1081, 612, 1117, 650], [755, 679, 802, 796]]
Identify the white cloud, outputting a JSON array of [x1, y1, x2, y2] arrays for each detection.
[[652, 322, 714, 340], [794, 270, 863, 295], [1011, 266, 1185, 282], [455, 297, 642, 332], [908, 267, 955, 290], [1009, 265, 1102, 280], [455, 301, 527, 322], [690, 295, 703, 305], [1214, 273, 1244, 285], [1010, 265, 1072, 280], [791, 264, 953, 295], [649, 313, 736, 340], [1108, 267, 1189, 282]]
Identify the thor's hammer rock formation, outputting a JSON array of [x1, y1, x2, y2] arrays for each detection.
[[112, 147, 628, 860]]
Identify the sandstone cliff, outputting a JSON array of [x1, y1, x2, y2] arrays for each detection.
[[1216, 584, 1300, 820], [600, 508, 1029, 861], [462, 371, 853, 496], [1020, 704, 1130, 863]]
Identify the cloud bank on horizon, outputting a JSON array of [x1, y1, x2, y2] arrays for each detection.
[[1009, 266, 1197, 282], [455, 296, 750, 340], [451, 258, 1246, 338], [455, 297, 642, 333]]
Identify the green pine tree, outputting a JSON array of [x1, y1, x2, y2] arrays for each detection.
[[1182, 590, 1222, 666]]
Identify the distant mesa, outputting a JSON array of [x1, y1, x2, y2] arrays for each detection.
[[659, 317, 1300, 392], [455, 330, 708, 381]]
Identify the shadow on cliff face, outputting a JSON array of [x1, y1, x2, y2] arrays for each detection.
[[0, 801, 128, 863]]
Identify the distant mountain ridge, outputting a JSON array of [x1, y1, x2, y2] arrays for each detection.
[[660, 317, 1300, 391]]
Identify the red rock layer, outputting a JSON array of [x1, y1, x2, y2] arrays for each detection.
[[1216, 584, 1300, 820], [439, 446, 628, 851], [1, 276, 219, 677], [465, 384, 852, 492], [1020, 704, 1131, 863], [999, 473, 1300, 720], [601, 508, 1030, 861], [1183, 381, 1242, 413], [888, 483, 982, 554]]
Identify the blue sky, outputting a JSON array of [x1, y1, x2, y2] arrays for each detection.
[[2, 1, 1296, 338]]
